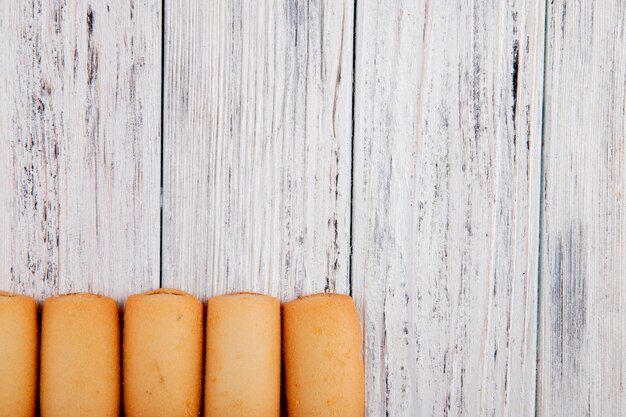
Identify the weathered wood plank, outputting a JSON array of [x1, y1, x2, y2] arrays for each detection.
[[162, 0, 354, 301], [538, 1, 626, 416], [0, 0, 162, 302], [352, 0, 545, 415]]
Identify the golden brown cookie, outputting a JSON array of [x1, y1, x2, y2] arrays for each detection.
[[123, 288, 204, 417], [282, 293, 365, 417], [205, 292, 281, 417], [40, 293, 120, 417], [0, 291, 38, 417]]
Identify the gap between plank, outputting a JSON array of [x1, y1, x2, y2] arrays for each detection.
[[348, 0, 358, 298], [159, 0, 166, 290]]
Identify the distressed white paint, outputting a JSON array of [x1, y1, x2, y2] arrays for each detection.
[[538, 1, 626, 416], [162, 0, 354, 301], [0, 0, 162, 302], [1, 1, 625, 416], [351, 0, 545, 416]]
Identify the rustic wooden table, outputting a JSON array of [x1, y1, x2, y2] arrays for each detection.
[[1, 1, 624, 416]]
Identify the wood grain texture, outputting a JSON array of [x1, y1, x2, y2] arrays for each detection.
[[2, 1, 626, 415], [0, 0, 161, 302], [351, 0, 545, 415], [162, 0, 354, 301], [538, 1, 626, 416]]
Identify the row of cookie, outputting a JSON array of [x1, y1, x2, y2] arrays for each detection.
[[0, 290, 364, 417]]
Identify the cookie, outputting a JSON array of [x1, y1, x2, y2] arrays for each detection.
[[40, 293, 120, 417], [205, 292, 281, 417], [282, 293, 365, 417], [0, 292, 38, 417], [123, 288, 204, 417]]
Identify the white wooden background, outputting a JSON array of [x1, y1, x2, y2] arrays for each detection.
[[0, 1, 624, 416]]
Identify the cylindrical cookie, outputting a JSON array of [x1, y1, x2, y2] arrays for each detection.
[[282, 293, 365, 417], [205, 292, 281, 417], [123, 288, 204, 417], [40, 293, 120, 417], [0, 291, 38, 417]]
